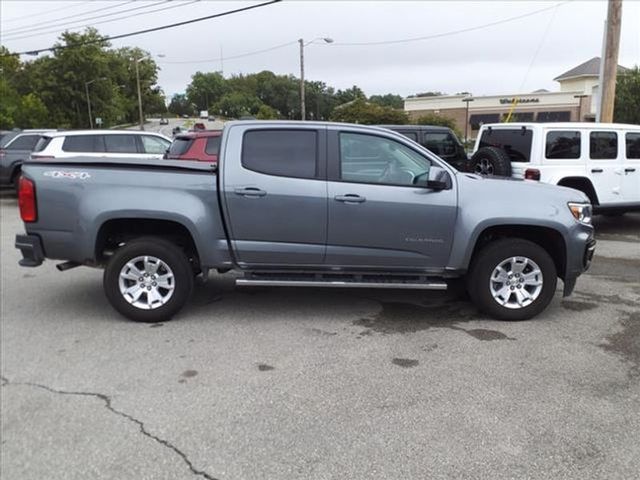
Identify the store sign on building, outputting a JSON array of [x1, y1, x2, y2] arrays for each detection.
[[499, 97, 540, 104]]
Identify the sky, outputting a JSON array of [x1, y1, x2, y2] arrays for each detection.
[[1, 0, 639, 100]]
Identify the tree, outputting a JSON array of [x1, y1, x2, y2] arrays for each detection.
[[614, 66, 640, 124], [214, 92, 262, 118], [330, 98, 408, 124], [14, 93, 49, 128], [369, 93, 404, 109], [186, 71, 227, 110], [335, 85, 366, 105], [168, 94, 193, 116]]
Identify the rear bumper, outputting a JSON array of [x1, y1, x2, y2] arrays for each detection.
[[15, 234, 44, 267]]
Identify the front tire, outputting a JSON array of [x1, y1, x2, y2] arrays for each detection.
[[104, 237, 194, 322], [467, 239, 557, 321]]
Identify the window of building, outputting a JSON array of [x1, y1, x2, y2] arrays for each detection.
[[6, 134, 42, 151], [469, 114, 500, 130], [339, 132, 430, 186], [104, 135, 139, 154], [479, 128, 533, 162], [537, 111, 571, 122], [205, 136, 221, 155], [502, 112, 534, 122], [62, 135, 105, 152], [590, 132, 618, 159], [141, 135, 170, 154], [242, 129, 317, 179], [545, 131, 581, 159], [626, 133, 640, 159]]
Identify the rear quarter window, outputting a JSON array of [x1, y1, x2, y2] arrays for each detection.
[[33, 136, 52, 152], [205, 136, 221, 155], [62, 135, 105, 152], [479, 128, 532, 162], [5, 134, 42, 151], [104, 135, 139, 153], [546, 131, 581, 159], [168, 138, 193, 155], [242, 129, 317, 179]]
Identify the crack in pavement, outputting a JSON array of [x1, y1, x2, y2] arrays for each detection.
[[0, 375, 218, 480]]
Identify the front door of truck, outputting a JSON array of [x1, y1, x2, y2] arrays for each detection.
[[325, 130, 457, 269], [221, 126, 327, 266]]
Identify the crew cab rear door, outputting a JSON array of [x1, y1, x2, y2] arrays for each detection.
[[220, 124, 327, 266], [325, 128, 457, 269]]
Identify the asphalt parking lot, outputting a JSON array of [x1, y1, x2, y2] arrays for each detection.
[[1, 191, 639, 480]]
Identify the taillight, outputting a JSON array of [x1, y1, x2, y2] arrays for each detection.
[[525, 168, 541, 181], [18, 176, 37, 222]]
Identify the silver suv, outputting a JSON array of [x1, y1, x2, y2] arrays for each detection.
[[32, 130, 171, 161], [1, 129, 55, 189]]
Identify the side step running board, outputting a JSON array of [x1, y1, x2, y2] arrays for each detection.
[[236, 279, 447, 290]]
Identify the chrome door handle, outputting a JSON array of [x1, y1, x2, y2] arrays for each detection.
[[234, 187, 266, 197], [625, 168, 636, 173], [591, 168, 603, 173], [334, 194, 366, 203]]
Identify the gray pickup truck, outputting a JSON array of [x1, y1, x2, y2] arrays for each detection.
[[15, 121, 596, 323]]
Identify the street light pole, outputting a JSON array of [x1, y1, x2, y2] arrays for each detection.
[[462, 96, 474, 144], [299, 37, 333, 121]]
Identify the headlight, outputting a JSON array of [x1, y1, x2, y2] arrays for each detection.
[[568, 202, 592, 225]]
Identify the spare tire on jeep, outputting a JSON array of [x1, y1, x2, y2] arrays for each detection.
[[470, 146, 512, 177]]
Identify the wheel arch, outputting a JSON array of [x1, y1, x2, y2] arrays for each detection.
[[95, 218, 200, 269], [468, 224, 567, 280], [557, 176, 599, 205]]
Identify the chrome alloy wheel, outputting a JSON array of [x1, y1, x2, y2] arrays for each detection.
[[474, 158, 494, 175], [118, 256, 175, 310], [489, 256, 543, 309]]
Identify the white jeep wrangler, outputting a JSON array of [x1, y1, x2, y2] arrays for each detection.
[[471, 122, 640, 214]]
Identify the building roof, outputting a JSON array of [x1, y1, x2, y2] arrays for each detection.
[[554, 56, 627, 81]]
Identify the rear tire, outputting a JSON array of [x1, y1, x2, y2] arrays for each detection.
[[470, 146, 512, 177], [467, 239, 557, 321], [104, 237, 193, 322]]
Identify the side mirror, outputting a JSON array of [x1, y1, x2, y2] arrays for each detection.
[[425, 179, 448, 190]]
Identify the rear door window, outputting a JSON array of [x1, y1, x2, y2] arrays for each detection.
[[626, 133, 640, 159], [104, 135, 139, 154], [6, 134, 41, 151], [205, 136, 221, 155], [590, 132, 618, 159], [33, 136, 52, 152], [62, 135, 105, 152], [141, 135, 170, 154], [479, 128, 532, 162], [242, 129, 317, 179], [546, 131, 581, 159]]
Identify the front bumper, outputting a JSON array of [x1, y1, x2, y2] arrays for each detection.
[[563, 231, 596, 297], [15, 234, 44, 267]]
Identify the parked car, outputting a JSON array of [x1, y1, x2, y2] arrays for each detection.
[[172, 126, 186, 136], [379, 125, 469, 171], [165, 130, 221, 163], [471, 122, 640, 214], [159, 118, 169, 125], [31, 130, 172, 161], [16, 121, 595, 323], [192, 123, 206, 131], [1, 129, 55, 190], [208, 115, 216, 122]]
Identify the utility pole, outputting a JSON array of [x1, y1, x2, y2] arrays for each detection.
[[599, 0, 622, 123], [135, 56, 144, 131], [85, 81, 94, 129], [299, 38, 305, 121]]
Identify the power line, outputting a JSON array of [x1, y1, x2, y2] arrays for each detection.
[[159, 40, 298, 65], [2, 1, 141, 36], [4, 1, 201, 42], [2, 2, 86, 25], [333, 1, 571, 46], [2, 0, 282, 57]]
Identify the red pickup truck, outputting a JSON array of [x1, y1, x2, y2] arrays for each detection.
[[165, 130, 221, 163]]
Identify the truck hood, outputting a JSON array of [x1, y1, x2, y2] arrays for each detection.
[[455, 172, 590, 204]]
